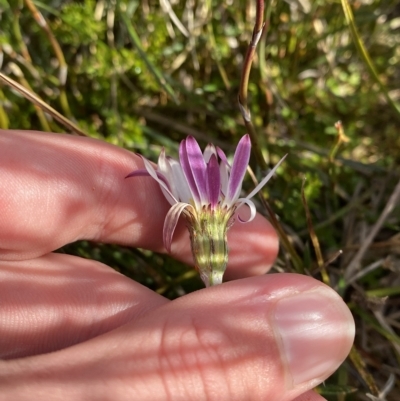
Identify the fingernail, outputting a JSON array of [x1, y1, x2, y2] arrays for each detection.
[[274, 288, 355, 386]]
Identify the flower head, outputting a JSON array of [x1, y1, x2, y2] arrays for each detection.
[[126, 135, 286, 287]]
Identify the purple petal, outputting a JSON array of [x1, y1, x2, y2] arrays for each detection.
[[125, 168, 169, 188], [185, 136, 208, 203], [206, 154, 221, 208], [125, 169, 150, 179], [179, 138, 201, 206], [163, 202, 192, 253], [226, 134, 251, 204]]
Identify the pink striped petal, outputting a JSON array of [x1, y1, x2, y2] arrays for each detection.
[[163, 202, 193, 253], [125, 168, 169, 188], [226, 134, 251, 204], [206, 154, 221, 208], [179, 138, 201, 206], [125, 169, 150, 179], [185, 136, 208, 203]]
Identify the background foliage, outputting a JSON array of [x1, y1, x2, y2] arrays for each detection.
[[1, 0, 400, 399]]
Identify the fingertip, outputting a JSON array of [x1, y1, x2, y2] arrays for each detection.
[[124, 273, 354, 401], [273, 281, 355, 388]]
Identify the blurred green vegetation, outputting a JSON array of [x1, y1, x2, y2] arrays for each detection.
[[1, 0, 400, 399]]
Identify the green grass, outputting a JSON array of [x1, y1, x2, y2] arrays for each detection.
[[1, 0, 400, 399]]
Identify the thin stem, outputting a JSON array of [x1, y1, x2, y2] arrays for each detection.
[[238, 0, 267, 170], [238, 2, 304, 272], [258, 1, 272, 128], [329, 121, 350, 163]]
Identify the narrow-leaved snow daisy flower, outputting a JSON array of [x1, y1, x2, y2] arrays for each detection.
[[126, 135, 286, 287]]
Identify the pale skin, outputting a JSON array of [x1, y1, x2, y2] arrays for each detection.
[[0, 130, 355, 401]]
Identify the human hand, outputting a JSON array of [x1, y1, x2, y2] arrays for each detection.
[[0, 130, 354, 401]]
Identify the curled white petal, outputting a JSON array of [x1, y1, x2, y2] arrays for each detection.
[[142, 157, 178, 205], [163, 202, 194, 252], [234, 198, 257, 222], [245, 154, 287, 200]]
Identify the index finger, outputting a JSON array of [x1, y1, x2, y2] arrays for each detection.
[[0, 130, 278, 278]]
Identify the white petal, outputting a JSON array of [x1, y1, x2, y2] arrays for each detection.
[[245, 154, 287, 200], [203, 143, 217, 163], [234, 198, 257, 222], [142, 157, 177, 205], [219, 162, 229, 197], [168, 158, 193, 203], [158, 150, 179, 200], [157, 148, 170, 176], [163, 202, 193, 252]]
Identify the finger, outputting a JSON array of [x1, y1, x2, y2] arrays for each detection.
[[0, 130, 278, 277], [0, 253, 168, 359], [0, 274, 355, 401]]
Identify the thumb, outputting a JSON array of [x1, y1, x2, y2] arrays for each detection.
[[0, 274, 354, 401]]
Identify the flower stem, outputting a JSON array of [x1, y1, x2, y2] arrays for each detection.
[[238, 0, 267, 171]]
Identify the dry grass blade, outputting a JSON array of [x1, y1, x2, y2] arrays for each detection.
[[0, 72, 88, 136], [345, 177, 400, 281], [349, 346, 380, 397]]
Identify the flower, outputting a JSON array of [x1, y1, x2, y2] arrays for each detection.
[[126, 135, 286, 287]]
